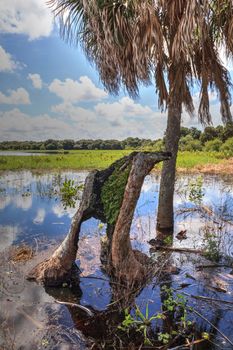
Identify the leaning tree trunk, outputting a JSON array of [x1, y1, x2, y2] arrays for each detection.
[[28, 151, 170, 287], [156, 100, 182, 234]]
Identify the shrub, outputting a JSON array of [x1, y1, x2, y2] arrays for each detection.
[[204, 138, 222, 152], [179, 135, 202, 151], [220, 137, 233, 157]]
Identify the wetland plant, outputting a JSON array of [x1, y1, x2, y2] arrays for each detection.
[[118, 288, 195, 347], [60, 179, 83, 209]]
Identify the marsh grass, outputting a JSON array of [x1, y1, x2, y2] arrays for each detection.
[[0, 150, 226, 172]]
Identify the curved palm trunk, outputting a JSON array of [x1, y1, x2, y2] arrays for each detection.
[[157, 100, 182, 234]]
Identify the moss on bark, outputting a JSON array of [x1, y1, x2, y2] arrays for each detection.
[[101, 158, 132, 225]]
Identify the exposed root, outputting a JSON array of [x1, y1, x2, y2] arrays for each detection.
[[26, 256, 77, 287], [111, 250, 152, 286]]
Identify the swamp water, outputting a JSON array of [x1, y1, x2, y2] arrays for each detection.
[[0, 171, 233, 349]]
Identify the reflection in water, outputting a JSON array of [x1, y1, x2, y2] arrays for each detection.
[[0, 171, 233, 348]]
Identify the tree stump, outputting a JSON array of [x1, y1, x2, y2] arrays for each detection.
[[27, 151, 171, 286]]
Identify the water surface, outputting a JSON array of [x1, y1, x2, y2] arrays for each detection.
[[0, 170, 233, 349]]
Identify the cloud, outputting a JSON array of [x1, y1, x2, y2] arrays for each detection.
[[0, 88, 30, 105], [0, 109, 77, 141], [0, 46, 17, 72], [14, 193, 32, 211], [0, 0, 53, 40], [33, 208, 46, 224], [52, 96, 167, 140], [95, 96, 154, 121], [51, 102, 97, 122], [0, 225, 19, 252], [49, 76, 108, 103], [28, 73, 42, 89]]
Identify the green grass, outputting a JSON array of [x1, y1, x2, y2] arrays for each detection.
[[0, 150, 225, 172], [0, 150, 131, 171], [177, 151, 222, 168]]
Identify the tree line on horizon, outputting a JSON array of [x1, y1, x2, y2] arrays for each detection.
[[1, 123, 233, 156]]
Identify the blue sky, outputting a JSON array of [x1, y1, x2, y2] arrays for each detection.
[[0, 1, 232, 141]]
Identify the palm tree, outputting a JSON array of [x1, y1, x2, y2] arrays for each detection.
[[49, 0, 232, 233]]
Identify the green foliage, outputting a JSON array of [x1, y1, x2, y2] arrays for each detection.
[[179, 135, 202, 152], [221, 122, 233, 142], [118, 305, 159, 346], [204, 138, 223, 152], [188, 176, 204, 205], [220, 137, 233, 157], [200, 126, 218, 144], [180, 176, 205, 205], [158, 332, 170, 344], [203, 228, 222, 262], [161, 286, 191, 329], [101, 159, 131, 225], [202, 332, 210, 340], [118, 289, 194, 347], [164, 235, 173, 246], [60, 179, 83, 209]]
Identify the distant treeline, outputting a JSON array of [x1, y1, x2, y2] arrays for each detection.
[[0, 137, 156, 151], [1, 123, 233, 156]]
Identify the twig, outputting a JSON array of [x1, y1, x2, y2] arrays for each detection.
[[150, 246, 203, 254], [190, 307, 233, 347], [168, 342, 206, 350], [182, 291, 233, 306], [55, 300, 94, 316], [196, 264, 232, 269], [80, 275, 127, 288]]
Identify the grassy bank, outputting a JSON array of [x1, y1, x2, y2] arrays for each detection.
[[0, 150, 228, 172]]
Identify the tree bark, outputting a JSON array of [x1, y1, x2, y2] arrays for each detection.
[[111, 153, 167, 282], [27, 152, 171, 286], [157, 100, 182, 234]]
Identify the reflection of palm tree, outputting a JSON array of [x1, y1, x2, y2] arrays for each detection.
[[49, 0, 232, 233]]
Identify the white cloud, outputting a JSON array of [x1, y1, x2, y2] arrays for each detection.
[[51, 102, 97, 122], [0, 88, 30, 105], [0, 109, 78, 141], [0, 46, 17, 72], [95, 96, 154, 121], [52, 96, 166, 139], [0, 0, 53, 40], [52, 203, 76, 219], [28, 73, 42, 89], [0, 225, 19, 252], [0, 195, 11, 210], [14, 194, 32, 211], [33, 208, 46, 224], [49, 76, 108, 103]]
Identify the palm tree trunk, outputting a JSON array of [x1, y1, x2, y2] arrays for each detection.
[[156, 99, 182, 234]]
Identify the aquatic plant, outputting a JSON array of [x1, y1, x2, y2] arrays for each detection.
[[60, 179, 83, 209], [118, 304, 158, 346], [118, 289, 194, 347]]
